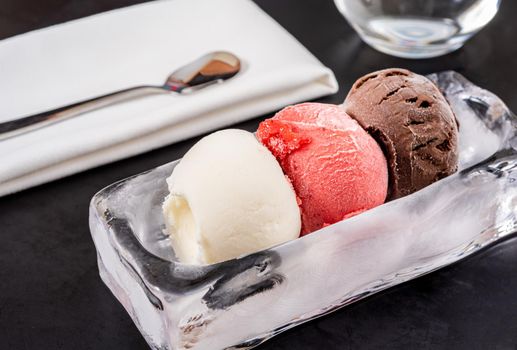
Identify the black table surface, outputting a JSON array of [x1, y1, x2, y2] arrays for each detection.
[[1, 1, 517, 349]]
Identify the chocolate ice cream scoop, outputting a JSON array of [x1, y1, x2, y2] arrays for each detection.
[[344, 68, 459, 199]]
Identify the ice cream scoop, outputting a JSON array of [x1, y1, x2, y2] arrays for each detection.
[[344, 68, 459, 199], [162, 129, 301, 265], [257, 103, 388, 235]]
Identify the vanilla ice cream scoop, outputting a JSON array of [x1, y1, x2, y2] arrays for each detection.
[[162, 129, 301, 265]]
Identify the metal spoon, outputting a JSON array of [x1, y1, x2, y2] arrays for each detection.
[[0, 51, 241, 141]]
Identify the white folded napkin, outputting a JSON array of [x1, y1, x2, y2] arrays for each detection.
[[0, 0, 337, 197]]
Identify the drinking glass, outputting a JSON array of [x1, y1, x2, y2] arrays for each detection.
[[334, 0, 501, 58]]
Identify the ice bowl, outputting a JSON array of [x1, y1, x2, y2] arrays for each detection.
[[89, 71, 517, 350]]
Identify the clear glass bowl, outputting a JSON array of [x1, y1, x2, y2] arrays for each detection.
[[89, 71, 517, 350], [334, 0, 501, 59]]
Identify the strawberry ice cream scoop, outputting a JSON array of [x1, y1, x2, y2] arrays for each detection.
[[257, 103, 388, 235]]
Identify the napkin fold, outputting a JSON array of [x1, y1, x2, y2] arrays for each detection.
[[0, 0, 337, 197]]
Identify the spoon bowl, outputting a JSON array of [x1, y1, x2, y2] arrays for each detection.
[[166, 51, 241, 88]]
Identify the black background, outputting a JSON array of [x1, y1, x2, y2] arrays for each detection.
[[1, 1, 517, 349]]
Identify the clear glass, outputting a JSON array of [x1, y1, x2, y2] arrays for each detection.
[[334, 0, 501, 58], [89, 71, 517, 350]]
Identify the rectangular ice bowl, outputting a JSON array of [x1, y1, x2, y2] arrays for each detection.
[[89, 71, 517, 350]]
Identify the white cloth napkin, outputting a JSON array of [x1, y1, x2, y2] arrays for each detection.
[[0, 0, 337, 197]]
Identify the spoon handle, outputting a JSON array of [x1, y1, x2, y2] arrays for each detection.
[[0, 85, 165, 141]]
